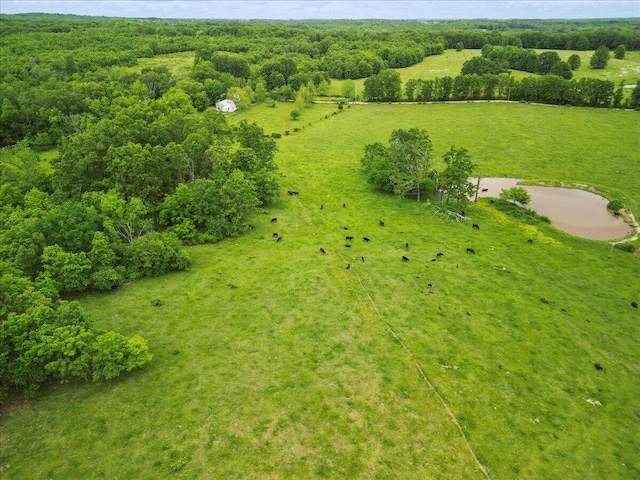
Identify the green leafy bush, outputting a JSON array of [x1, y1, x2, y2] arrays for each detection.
[[607, 199, 624, 211], [124, 232, 190, 280]]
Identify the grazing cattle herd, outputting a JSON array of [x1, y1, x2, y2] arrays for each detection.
[[271, 193, 548, 266], [272, 192, 639, 328]]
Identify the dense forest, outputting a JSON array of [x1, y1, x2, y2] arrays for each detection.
[[1, 14, 639, 402]]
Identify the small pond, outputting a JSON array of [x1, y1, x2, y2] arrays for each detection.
[[472, 178, 632, 241]]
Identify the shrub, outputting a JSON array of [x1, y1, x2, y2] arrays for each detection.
[[607, 199, 624, 211], [499, 187, 531, 205], [614, 242, 636, 253], [124, 232, 190, 280], [90, 267, 125, 291]]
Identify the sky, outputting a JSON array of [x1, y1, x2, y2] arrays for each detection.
[[1, 0, 639, 19]]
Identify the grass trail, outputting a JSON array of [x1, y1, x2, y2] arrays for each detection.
[[292, 192, 492, 479]]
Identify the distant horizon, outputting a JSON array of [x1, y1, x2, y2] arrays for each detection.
[[2, 1, 639, 20]]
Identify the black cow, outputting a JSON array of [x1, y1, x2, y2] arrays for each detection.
[[270, 218, 277, 223], [343, 227, 349, 230], [363, 237, 370, 242], [481, 188, 489, 192], [320, 204, 324, 210], [402, 255, 410, 262], [345, 244, 352, 248], [466, 248, 475, 254], [272, 232, 279, 237], [527, 238, 534, 244], [405, 242, 409, 250], [379, 220, 385, 226], [632, 301, 638, 309], [361, 256, 365, 262], [346, 236, 354, 241], [287, 190, 299, 196], [431, 258, 437, 262], [472, 224, 480, 230], [436, 252, 444, 257], [276, 236, 282, 242], [319, 247, 326, 254], [346, 263, 351, 269], [594, 363, 604, 371], [343, 203, 346, 208]]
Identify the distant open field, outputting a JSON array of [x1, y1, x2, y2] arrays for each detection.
[[231, 102, 342, 136], [327, 48, 640, 98], [126, 48, 639, 102], [135, 50, 196, 81], [2, 101, 639, 479]]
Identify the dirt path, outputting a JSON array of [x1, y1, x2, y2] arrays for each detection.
[[610, 208, 640, 248]]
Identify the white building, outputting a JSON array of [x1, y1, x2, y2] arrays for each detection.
[[215, 99, 238, 112]]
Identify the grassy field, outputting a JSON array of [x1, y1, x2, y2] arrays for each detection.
[[133, 51, 196, 81], [231, 102, 343, 136], [1, 103, 639, 479], [327, 49, 640, 98], [326, 50, 481, 97], [123, 48, 639, 102]]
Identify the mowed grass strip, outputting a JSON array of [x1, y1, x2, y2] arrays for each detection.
[[1, 102, 639, 479]]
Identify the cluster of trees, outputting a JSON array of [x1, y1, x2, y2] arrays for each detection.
[[471, 43, 624, 77], [1, 83, 279, 400], [361, 128, 477, 205], [320, 39, 446, 79], [1, 265, 153, 402], [363, 69, 403, 102], [402, 73, 638, 108], [464, 45, 577, 79]]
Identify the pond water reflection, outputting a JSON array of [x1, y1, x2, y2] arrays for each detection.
[[472, 178, 632, 241]]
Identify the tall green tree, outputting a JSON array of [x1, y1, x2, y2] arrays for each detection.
[[437, 147, 477, 205], [361, 128, 436, 201], [567, 54, 581, 70], [388, 129, 433, 202], [590, 46, 610, 69], [537, 51, 562, 74], [549, 61, 573, 80], [341, 79, 356, 100]]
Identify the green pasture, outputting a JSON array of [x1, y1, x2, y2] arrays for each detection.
[[326, 49, 482, 97], [328, 49, 640, 99], [135, 51, 196, 81], [509, 49, 640, 86], [230, 102, 343, 136], [1, 103, 639, 479]]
